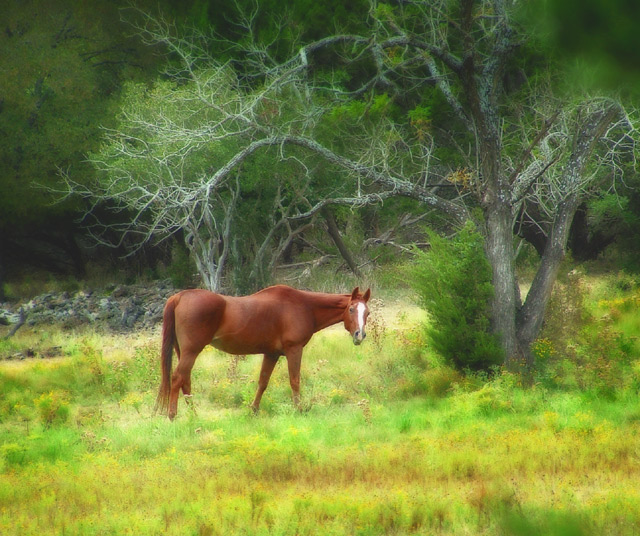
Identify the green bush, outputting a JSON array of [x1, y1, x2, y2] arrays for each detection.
[[406, 223, 503, 371], [35, 390, 70, 427]]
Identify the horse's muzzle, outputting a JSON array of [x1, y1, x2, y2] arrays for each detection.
[[353, 330, 366, 345]]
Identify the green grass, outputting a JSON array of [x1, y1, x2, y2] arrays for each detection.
[[1, 275, 640, 535]]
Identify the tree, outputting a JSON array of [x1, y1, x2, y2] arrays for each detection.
[[67, 1, 637, 367], [61, 72, 315, 291], [61, 9, 357, 292], [264, 0, 636, 368]]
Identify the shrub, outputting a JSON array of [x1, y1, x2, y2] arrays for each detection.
[[422, 366, 462, 398], [1, 443, 26, 467], [35, 390, 70, 427], [536, 274, 640, 397], [406, 222, 503, 371]]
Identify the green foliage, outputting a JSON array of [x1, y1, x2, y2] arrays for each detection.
[[537, 270, 587, 357], [101, 342, 160, 397], [0, 0, 160, 230], [327, 94, 398, 134], [589, 194, 634, 229], [517, 0, 640, 96], [407, 223, 504, 371], [34, 391, 70, 428], [588, 193, 640, 268], [373, 2, 395, 21], [534, 271, 640, 400], [202, 0, 369, 59], [408, 104, 432, 138], [164, 243, 196, 289]]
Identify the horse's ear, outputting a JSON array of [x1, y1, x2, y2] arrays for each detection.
[[351, 287, 360, 300], [363, 288, 371, 302]]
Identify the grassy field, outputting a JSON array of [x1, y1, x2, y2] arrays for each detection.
[[1, 275, 640, 535]]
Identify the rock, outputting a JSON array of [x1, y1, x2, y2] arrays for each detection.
[[0, 280, 177, 332], [0, 312, 21, 325]]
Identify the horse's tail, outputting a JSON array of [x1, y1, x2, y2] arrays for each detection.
[[155, 294, 178, 415]]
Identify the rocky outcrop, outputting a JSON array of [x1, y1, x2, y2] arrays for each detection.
[[0, 280, 177, 332]]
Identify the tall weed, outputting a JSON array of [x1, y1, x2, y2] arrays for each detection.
[[538, 271, 639, 398], [34, 390, 70, 427]]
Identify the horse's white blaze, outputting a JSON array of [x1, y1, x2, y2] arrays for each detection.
[[357, 302, 366, 332]]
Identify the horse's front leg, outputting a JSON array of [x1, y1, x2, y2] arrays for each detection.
[[250, 353, 279, 414], [285, 346, 303, 411]]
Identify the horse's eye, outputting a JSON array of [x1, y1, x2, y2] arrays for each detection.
[[349, 307, 355, 313]]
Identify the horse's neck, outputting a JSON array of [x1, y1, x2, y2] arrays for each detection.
[[309, 293, 349, 332]]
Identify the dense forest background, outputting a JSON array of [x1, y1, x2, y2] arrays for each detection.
[[1, 0, 380, 290], [3, 0, 640, 367]]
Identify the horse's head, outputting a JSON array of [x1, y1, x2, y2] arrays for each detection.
[[344, 287, 371, 345]]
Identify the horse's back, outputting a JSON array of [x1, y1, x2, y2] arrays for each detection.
[[252, 284, 303, 301], [168, 286, 317, 356]]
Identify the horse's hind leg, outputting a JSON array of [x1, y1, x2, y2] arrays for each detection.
[[180, 356, 197, 415], [169, 350, 198, 420], [250, 353, 279, 414], [285, 346, 303, 411]]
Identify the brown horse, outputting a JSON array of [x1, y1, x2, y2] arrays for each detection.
[[156, 285, 371, 419]]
